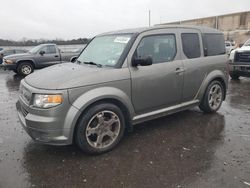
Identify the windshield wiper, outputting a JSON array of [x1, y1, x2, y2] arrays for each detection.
[[83, 61, 102, 67]]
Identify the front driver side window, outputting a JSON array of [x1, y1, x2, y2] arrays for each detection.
[[136, 34, 176, 64], [40, 46, 56, 54]]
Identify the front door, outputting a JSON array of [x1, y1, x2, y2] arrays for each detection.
[[129, 30, 184, 115], [35, 45, 60, 68]]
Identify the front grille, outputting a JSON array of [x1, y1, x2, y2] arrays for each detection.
[[240, 66, 250, 71], [235, 51, 250, 63], [21, 106, 28, 117], [20, 85, 32, 104]]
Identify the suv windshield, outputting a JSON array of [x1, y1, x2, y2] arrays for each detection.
[[77, 34, 132, 67], [244, 39, 250, 46]]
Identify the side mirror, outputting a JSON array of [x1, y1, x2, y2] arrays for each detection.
[[239, 44, 243, 48], [39, 50, 45, 55], [132, 56, 153, 67]]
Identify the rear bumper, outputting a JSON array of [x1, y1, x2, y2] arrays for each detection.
[[16, 100, 72, 146]]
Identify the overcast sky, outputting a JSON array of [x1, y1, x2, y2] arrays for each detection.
[[0, 0, 249, 40]]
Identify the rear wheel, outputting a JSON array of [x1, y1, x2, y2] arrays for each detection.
[[75, 103, 126, 154], [17, 62, 34, 76], [199, 80, 224, 113], [71, 57, 77, 62]]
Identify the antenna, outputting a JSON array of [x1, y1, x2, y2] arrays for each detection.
[[149, 10, 151, 27]]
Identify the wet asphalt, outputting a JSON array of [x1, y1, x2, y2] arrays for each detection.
[[0, 70, 249, 188]]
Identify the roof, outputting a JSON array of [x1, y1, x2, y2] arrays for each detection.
[[98, 25, 222, 36]]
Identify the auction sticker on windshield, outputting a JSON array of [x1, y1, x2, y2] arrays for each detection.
[[114, 36, 130, 43]]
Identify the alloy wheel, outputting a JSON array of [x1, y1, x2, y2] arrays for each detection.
[[208, 84, 223, 110], [85, 110, 121, 149]]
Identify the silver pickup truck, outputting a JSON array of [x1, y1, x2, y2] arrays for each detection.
[[2, 43, 81, 76]]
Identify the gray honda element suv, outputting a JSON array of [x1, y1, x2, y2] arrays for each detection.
[[16, 25, 228, 154]]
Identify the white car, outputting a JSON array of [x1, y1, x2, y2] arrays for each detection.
[[229, 38, 250, 79]]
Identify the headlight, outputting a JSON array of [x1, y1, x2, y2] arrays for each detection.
[[4, 59, 14, 64], [33, 94, 63, 108]]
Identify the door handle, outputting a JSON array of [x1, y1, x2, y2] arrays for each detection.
[[175, 67, 185, 74], [55, 55, 59, 58]]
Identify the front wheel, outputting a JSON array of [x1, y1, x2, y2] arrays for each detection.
[[75, 103, 126, 154], [17, 62, 34, 76], [199, 81, 224, 113]]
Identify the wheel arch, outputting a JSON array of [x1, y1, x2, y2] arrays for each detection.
[[70, 56, 78, 62], [197, 70, 228, 101], [77, 97, 133, 130], [16, 59, 35, 68], [65, 87, 135, 144]]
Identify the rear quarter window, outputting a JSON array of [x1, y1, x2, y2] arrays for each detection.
[[181, 33, 201, 59], [203, 33, 226, 56]]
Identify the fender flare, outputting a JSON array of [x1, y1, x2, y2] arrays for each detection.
[[64, 87, 135, 142], [196, 70, 228, 101], [16, 59, 36, 68], [70, 56, 78, 62]]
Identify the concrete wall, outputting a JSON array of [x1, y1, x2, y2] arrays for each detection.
[[160, 11, 250, 45]]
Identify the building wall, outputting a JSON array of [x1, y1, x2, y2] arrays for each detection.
[[161, 11, 250, 44]]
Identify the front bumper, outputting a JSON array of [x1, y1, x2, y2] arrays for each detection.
[[1, 62, 17, 70], [229, 63, 250, 77], [16, 101, 72, 145], [16, 79, 79, 146]]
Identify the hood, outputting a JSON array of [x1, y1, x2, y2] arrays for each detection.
[[236, 45, 250, 52], [229, 46, 250, 60], [24, 63, 128, 90], [4, 53, 33, 60]]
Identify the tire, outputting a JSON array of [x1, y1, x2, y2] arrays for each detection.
[[199, 80, 224, 113], [17, 62, 34, 76], [230, 73, 240, 80], [75, 103, 126, 154], [71, 57, 77, 62]]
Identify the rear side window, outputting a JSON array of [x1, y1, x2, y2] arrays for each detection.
[[181, 33, 201, 59], [136, 34, 177, 64], [203, 34, 226, 56]]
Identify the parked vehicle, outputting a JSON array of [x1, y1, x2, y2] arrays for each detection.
[[0, 49, 28, 64], [2, 44, 81, 76], [16, 26, 228, 154], [225, 41, 235, 54], [229, 38, 250, 79]]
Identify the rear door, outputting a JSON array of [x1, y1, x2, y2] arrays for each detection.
[[35, 45, 61, 68], [128, 29, 184, 114], [179, 29, 206, 102]]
